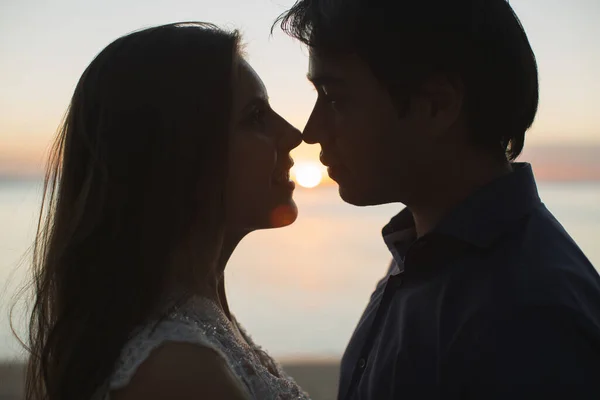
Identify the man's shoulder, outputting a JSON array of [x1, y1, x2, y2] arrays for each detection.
[[499, 204, 595, 277], [478, 205, 600, 315], [446, 205, 600, 317]]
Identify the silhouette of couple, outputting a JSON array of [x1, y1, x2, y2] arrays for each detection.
[[22, 1, 600, 399]]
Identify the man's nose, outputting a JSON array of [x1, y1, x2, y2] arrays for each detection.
[[302, 109, 324, 145]]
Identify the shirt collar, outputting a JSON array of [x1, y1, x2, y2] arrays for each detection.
[[382, 162, 542, 259], [382, 207, 416, 273]]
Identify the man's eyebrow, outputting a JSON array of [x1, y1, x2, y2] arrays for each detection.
[[306, 73, 345, 87]]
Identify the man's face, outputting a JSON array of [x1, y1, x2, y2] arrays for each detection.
[[304, 51, 457, 206]]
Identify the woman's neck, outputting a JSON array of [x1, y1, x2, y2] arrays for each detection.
[[213, 230, 248, 320], [167, 229, 248, 320]]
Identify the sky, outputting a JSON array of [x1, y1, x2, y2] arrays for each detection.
[[0, 0, 599, 176]]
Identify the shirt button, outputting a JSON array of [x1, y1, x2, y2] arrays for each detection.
[[358, 358, 366, 369]]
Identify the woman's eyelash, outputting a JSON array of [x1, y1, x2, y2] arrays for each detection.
[[248, 107, 267, 127], [252, 108, 263, 119]]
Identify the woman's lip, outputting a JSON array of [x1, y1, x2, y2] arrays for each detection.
[[273, 179, 295, 190]]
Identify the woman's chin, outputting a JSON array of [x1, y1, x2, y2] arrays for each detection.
[[268, 201, 298, 228]]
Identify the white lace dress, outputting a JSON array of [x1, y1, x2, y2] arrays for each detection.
[[97, 296, 310, 399]]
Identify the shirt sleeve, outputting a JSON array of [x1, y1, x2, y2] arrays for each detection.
[[443, 305, 600, 399]]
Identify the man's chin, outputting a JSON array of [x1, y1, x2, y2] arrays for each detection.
[[338, 185, 395, 207]]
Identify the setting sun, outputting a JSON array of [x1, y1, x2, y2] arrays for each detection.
[[292, 162, 324, 188]]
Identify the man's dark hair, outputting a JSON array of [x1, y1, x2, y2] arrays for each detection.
[[275, 0, 539, 160]]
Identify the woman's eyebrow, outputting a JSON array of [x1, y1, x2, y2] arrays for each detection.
[[241, 96, 269, 113]]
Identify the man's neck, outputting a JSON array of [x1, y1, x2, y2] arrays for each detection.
[[409, 153, 512, 238]]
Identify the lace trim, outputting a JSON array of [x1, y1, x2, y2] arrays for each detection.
[[98, 295, 310, 400], [108, 319, 227, 391]]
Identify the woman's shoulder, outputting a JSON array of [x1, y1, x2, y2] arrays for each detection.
[[108, 314, 224, 392], [101, 296, 310, 400], [110, 341, 250, 400]]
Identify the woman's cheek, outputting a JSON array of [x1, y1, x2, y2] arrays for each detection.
[[248, 135, 278, 174]]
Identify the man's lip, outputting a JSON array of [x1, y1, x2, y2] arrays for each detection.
[[327, 165, 344, 180], [319, 152, 332, 167]]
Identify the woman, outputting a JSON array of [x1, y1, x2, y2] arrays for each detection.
[[24, 22, 307, 400]]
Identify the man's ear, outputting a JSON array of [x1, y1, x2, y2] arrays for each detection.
[[392, 92, 412, 118], [420, 73, 464, 130]]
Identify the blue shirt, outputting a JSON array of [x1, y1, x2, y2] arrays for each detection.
[[338, 163, 600, 399]]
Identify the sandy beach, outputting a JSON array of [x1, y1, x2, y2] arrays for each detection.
[[0, 360, 340, 400]]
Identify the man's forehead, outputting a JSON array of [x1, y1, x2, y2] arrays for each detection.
[[308, 51, 358, 80]]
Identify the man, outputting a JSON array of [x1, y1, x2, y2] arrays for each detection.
[[276, 0, 600, 398]]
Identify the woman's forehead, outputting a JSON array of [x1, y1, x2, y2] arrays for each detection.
[[236, 59, 267, 97], [233, 59, 268, 111]]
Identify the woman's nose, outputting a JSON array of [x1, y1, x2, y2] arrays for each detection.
[[286, 125, 302, 150], [276, 114, 302, 150]]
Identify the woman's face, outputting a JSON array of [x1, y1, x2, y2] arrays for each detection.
[[226, 59, 302, 232]]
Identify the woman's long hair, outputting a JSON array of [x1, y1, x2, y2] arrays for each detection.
[[23, 22, 240, 400]]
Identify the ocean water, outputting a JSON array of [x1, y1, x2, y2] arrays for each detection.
[[1, 180, 599, 361]]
